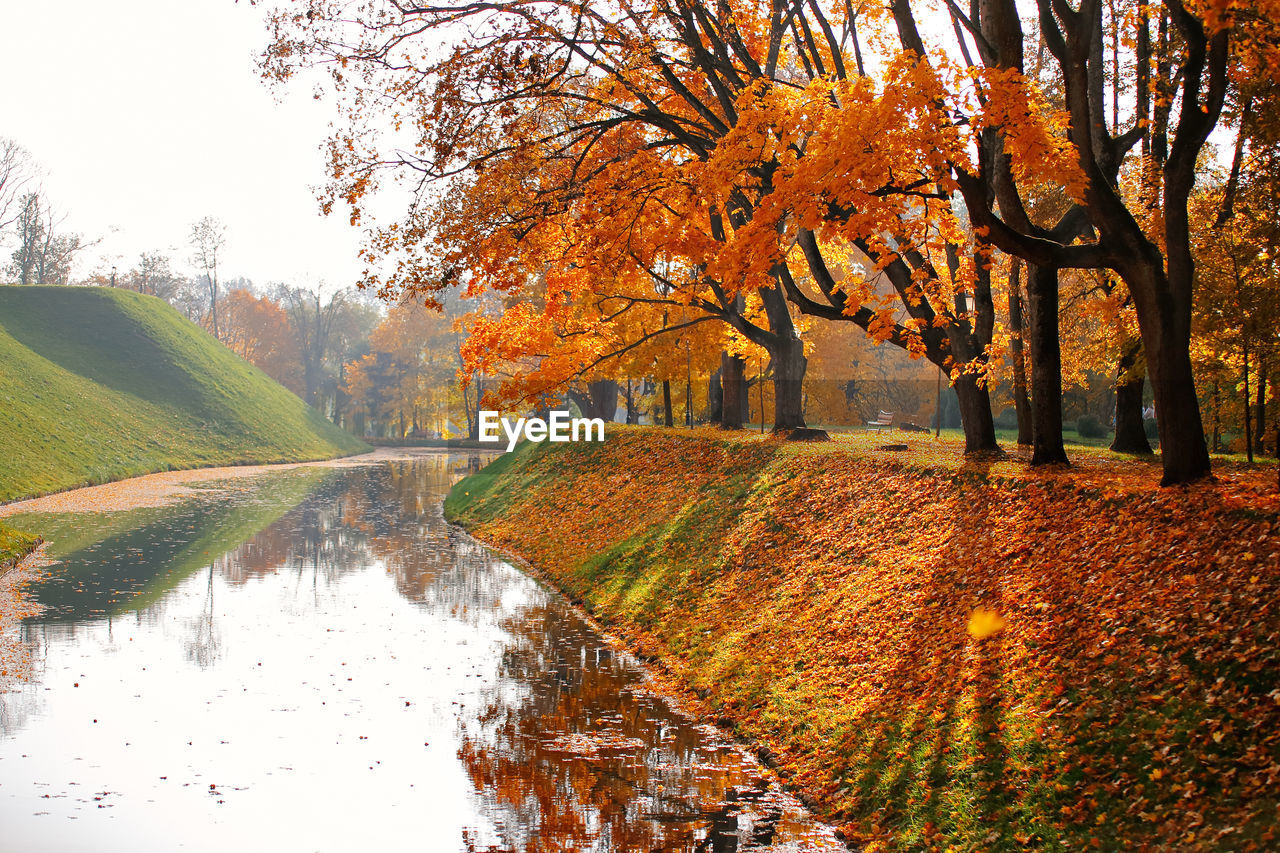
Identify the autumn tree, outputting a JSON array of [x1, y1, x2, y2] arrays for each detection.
[[275, 284, 380, 421], [344, 292, 480, 437], [1192, 154, 1280, 460], [263, 0, 852, 433], [876, 0, 1280, 482], [7, 191, 43, 285], [263, 0, 1279, 473], [220, 288, 307, 397]]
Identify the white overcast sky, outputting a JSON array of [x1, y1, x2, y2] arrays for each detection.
[[0, 0, 366, 289]]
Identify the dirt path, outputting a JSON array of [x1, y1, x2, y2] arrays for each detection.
[[0, 448, 439, 518]]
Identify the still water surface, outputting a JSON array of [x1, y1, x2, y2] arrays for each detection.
[[0, 454, 842, 852]]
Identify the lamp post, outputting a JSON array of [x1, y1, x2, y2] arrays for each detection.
[[935, 366, 943, 438], [759, 353, 765, 434], [685, 339, 693, 429]]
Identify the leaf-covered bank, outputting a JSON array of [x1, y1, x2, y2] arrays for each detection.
[[446, 429, 1280, 852]]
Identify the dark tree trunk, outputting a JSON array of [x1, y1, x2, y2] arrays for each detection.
[[1026, 264, 1069, 465], [1008, 260, 1033, 446], [770, 337, 807, 431], [1257, 368, 1268, 456], [1144, 328, 1211, 483], [662, 380, 673, 427], [954, 373, 998, 454], [755, 279, 808, 432], [721, 353, 746, 429], [592, 379, 619, 422], [1212, 380, 1222, 453], [708, 366, 724, 425], [570, 380, 619, 421], [1111, 339, 1152, 454], [624, 379, 639, 425]]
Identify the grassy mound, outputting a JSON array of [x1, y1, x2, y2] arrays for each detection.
[[447, 428, 1279, 852], [0, 285, 365, 502]]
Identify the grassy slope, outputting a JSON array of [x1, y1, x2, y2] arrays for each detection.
[[0, 285, 365, 503], [447, 428, 1280, 853]]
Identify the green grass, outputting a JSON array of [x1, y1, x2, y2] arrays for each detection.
[[0, 285, 367, 502], [0, 522, 38, 568], [442, 439, 539, 520]]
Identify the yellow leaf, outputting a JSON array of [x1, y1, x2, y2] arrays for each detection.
[[967, 607, 1006, 639]]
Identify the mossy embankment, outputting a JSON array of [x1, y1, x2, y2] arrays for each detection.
[[0, 524, 39, 573], [446, 428, 1280, 852], [0, 285, 366, 505]]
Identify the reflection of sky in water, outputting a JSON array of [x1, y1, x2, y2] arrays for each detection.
[[0, 455, 841, 852]]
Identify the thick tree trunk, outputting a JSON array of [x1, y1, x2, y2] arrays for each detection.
[[1117, 218, 1212, 485], [570, 380, 619, 421], [662, 380, 673, 427], [708, 366, 723, 425], [1008, 261, 1033, 446], [1111, 340, 1153, 454], [590, 379, 618, 422], [721, 353, 746, 429], [954, 373, 998, 453], [770, 337, 807, 431], [1147, 340, 1211, 483], [1136, 304, 1211, 482], [1026, 264, 1069, 465], [755, 279, 808, 432]]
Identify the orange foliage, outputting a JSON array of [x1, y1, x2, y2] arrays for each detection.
[[219, 289, 305, 396], [453, 429, 1280, 850]]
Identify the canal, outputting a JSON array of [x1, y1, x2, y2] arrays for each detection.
[[0, 453, 842, 852]]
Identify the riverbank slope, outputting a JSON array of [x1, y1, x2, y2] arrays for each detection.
[[446, 428, 1279, 852], [0, 285, 366, 504]]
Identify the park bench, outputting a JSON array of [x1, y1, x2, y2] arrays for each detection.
[[866, 410, 894, 431]]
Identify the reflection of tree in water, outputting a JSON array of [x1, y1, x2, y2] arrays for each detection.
[[213, 456, 466, 598], [223, 473, 381, 590], [216, 455, 484, 604], [183, 562, 222, 669], [7, 454, 836, 848], [317, 453, 835, 851], [336, 456, 490, 603], [455, 597, 809, 852]]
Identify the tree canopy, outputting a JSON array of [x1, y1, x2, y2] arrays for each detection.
[[263, 0, 1280, 484]]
